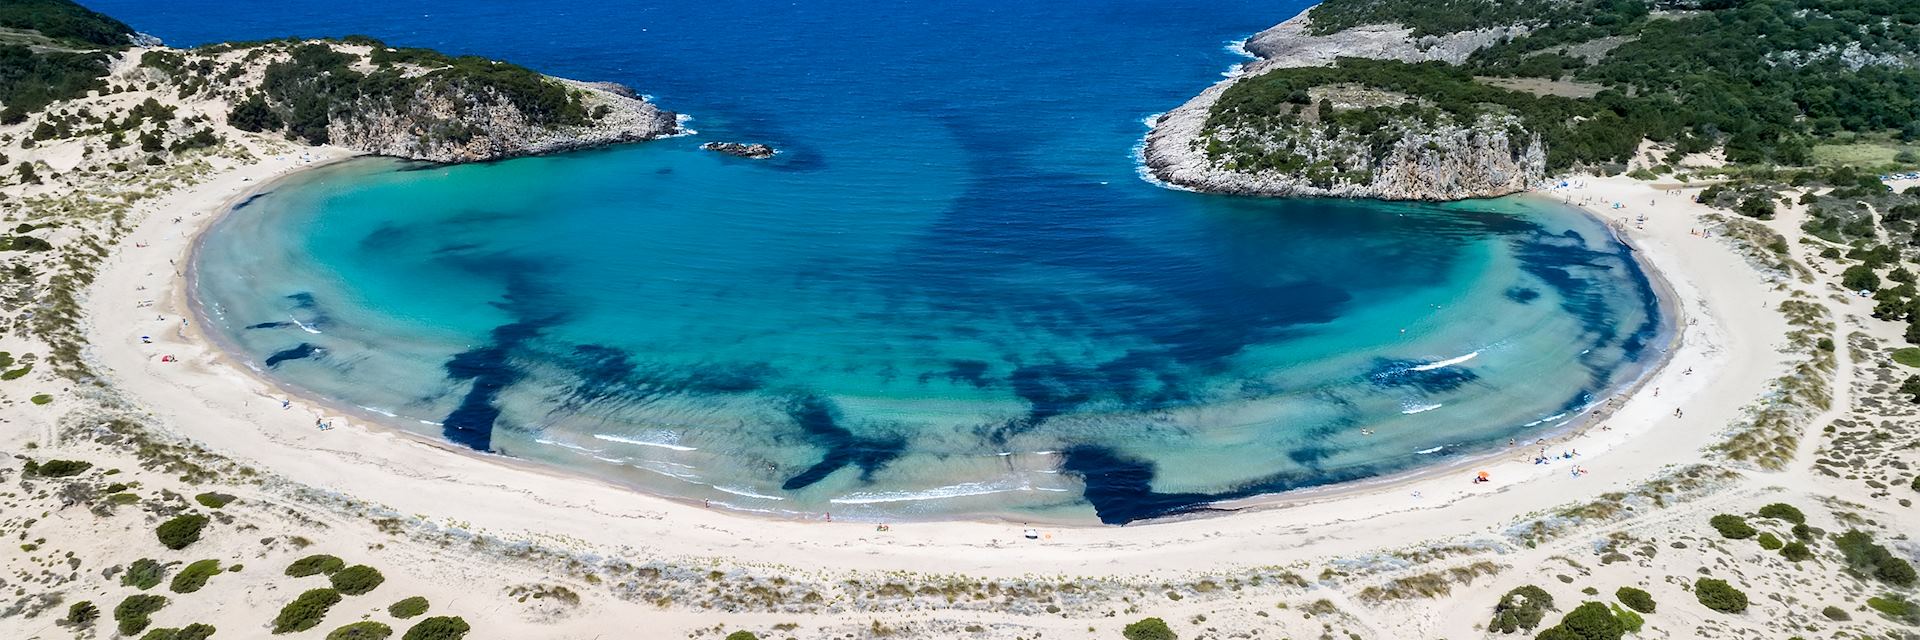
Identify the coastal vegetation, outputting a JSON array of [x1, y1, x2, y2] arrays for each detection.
[[1614, 587, 1654, 614], [154, 513, 209, 550], [1693, 578, 1748, 614], [388, 596, 430, 618], [274, 588, 345, 633], [1195, 0, 1920, 192]]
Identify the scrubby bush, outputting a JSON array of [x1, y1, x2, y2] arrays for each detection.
[[123, 558, 168, 589], [273, 588, 342, 633], [1836, 530, 1919, 588], [1867, 594, 1920, 625], [1822, 605, 1850, 620], [1709, 514, 1756, 539], [1609, 603, 1644, 633], [330, 565, 386, 595], [65, 600, 98, 625], [30, 459, 91, 477], [1122, 617, 1176, 640], [114, 594, 169, 635], [327, 621, 394, 640], [723, 633, 759, 640], [401, 616, 471, 640], [169, 559, 221, 593], [1843, 265, 1882, 291], [1490, 585, 1555, 633], [1544, 602, 1624, 640], [1694, 578, 1748, 613], [155, 514, 209, 550], [1781, 541, 1813, 561], [193, 492, 236, 508], [139, 624, 216, 640], [1757, 532, 1784, 550], [286, 554, 345, 577], [387, 596, 429, 619], [1756, 503, 1805, 524], [1615, 587, 1655, 614]]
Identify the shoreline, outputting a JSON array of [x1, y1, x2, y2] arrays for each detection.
[[75, 119, 1793, 589], [168, 151, 1684, 529]]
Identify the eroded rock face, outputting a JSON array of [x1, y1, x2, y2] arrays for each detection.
[[327, 79, 679, 164], [1144, 10, 1542, 201], [699, 141, 777, 159]]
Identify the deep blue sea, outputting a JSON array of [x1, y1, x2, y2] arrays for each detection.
[[99, 0, 1664, 523]]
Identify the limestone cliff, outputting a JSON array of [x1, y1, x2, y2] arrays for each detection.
[[153, 40, 680, 164], [1144, 10, 1543, 200]]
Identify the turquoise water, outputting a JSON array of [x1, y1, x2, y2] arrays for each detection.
[[142, 0, 1663, 523]]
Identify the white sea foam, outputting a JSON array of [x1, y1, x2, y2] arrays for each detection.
[[1132, 113, 1198, 193], [1221, 38, 1256, 77], [713, 485, 786, 501], [592, 433, 697, 451], [630, 461, 701, 482], [357, 405, 398, 418], [1409, 350, 1479, 371], [1416, 445, 1445, 454], [829, 480, 1062, 505], [533, 438, 604, 454], [1402, 403, 1443, 415], [289, 316, 321, 334], [1523, 412, 1570, 427]]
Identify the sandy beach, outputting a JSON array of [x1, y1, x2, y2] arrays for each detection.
[[9, 131, 1910, 637]]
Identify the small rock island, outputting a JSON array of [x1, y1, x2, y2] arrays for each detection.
[[701, 142, 777, 159]]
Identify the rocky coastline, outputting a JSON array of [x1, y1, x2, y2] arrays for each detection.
[[327, 77, 681, 164], [1142, 10, 1542, 200]]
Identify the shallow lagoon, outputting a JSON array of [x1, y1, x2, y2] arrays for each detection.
[[154, 0, 1662, 522]]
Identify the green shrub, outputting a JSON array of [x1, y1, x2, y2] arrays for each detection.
[[1546, 602, 1624, 640], [1615, 587, 1655, 614], [1867, 594, 1920, 625], [724, 633, 759, 640], [193, 492, 236, 508], [1822, 605, 1850, 620], [1843, 264, 1882, 291], [1121, 617, 1176, 640], [330, 564, 386, 595], [1781, 541, 1813, 561], [1536, 628, 1579, 640], [1912, 474, 1920, 492], [286, 554, 345, 577], [139, 624, 216, 640], [1694, 578, 1748, 613], [1490, 585, 1555, 633], [155, 514, 209, 550], [114, 594, 169, 635], [1835, 530, 1919, 588], [1894, 348, 1920, 367], [1791, 523, 1816, 541], [1709, 514, 1756, 539], [124, 558, 168, 589], [1608, 603, 1644, 633], [401, 616, 471, 640], [66, 600, 98, 625], [327, 621, 394, 640], [31, 459, 91, 477], [1756, 503, 1805, 524], [29, 393, 51, 404], [387, 596, 429, 619], [273, 588, 343, 633], [169, 559, 221, 593], [1757, 532, 1784, 550]]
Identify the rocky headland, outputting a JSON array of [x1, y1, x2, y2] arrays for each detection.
[[1144, 10, 1542, 200], [182, 39, 680, 163]]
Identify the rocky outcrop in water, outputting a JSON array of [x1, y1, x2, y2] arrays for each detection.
[[1144, 10, 1542, 200], [700, 142, 777, 159]]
